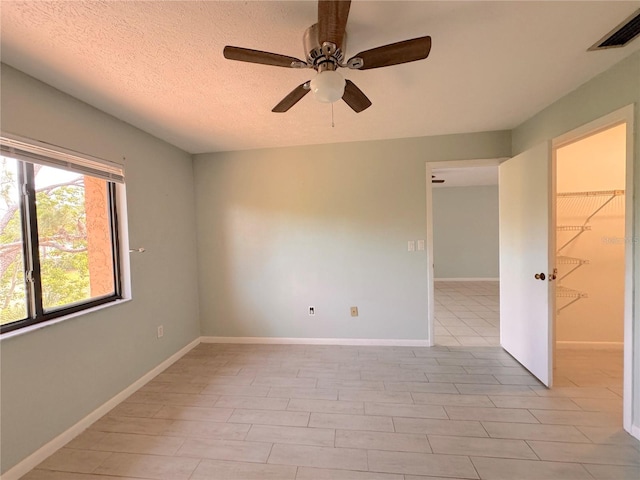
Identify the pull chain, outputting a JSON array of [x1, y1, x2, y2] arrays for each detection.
[[331, 103, 335, 128]]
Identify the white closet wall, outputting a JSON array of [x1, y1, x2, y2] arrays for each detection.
[[556, 124, 626, 346]]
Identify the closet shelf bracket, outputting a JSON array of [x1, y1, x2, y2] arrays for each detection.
[[556, 286, 588, 314]]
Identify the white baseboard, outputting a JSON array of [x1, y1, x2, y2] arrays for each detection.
[[201, 336, 430, 347], [435, 278, 499, 282], [556, 341, 624, 350], [2, 337, 201, 480], [631, 423, 640, 442]]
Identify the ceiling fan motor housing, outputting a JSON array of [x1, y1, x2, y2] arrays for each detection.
[[304, 23, 346, 71]]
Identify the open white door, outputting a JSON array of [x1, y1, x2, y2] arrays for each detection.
[[499, 142, 554, 386]]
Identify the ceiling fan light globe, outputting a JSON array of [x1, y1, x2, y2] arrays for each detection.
[[310, 70, 345, 103]]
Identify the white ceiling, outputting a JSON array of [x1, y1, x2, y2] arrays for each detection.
[[1, 1, 639, 154], [433, 166, 498, 188]]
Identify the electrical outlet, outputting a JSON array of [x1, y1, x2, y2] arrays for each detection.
[[350, 306, 359, 317], [308, 306, 315, 316], [157, 325, 164, 338]]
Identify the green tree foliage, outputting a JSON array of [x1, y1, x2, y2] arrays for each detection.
[[1, 159, 90, 324]]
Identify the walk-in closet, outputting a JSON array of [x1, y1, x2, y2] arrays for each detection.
[[554, 123, 626, 399]]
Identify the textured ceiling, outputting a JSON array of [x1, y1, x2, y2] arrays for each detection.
[[1, 1, 639, 154]]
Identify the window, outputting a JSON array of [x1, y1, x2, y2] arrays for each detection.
[[0, 135, 124, 334]]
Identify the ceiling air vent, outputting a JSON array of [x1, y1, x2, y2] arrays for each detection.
[[589, 8, 640, 51]]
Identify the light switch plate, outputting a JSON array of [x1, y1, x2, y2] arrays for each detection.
[[417, 240, 425, 251], [408, 240, 415, 252]]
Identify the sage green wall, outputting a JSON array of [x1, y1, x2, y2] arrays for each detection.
[[433, 186, 499, 279], [0, 65, 200, 473], [512, 50, 640, 435], [194, 132, 511, 340]]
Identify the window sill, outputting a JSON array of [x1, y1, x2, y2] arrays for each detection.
[[0, 297, 131, 341]]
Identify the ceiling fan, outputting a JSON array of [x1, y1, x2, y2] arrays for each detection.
[[223, 0, 431, 113]]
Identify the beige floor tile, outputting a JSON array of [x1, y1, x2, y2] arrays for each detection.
[[251, 376, 317, 388], [317, 379, 385, 390], [163, 420, 250, 440], [427, 373, 499, 384], [429, 434, 537, 459], [531, 386, 620, 398], [202, 375, 255, 386], [22, 471, 138, 480], [126, 391, 220, 407], [189, 459, 297, 480], [200, 384, 270, 396], [297, 368, 362, 380], [530, 409, 621, 426], [455, 384, 538, 396], [470, 456, 591, 480], [309, 412, 394, 432], [577, 426, 640, 448], [338, 389, 413, 404], [527, 440, 640, 466], [245, 424, 335, 447], [364, 402, 447, 419], [436, 358, 502, 367], [228, 408, 310, 426], [411, 392, 493, 407], [268, 444, 368, 471], [571, 396, 623, 413], [463, 366, 528, 376], [583, 464, 640, 479], [404, 476, 469, 480], [176, 437, 272, 463], [434, 336, 461, 346], [267, 387, 338, 400], [36, 448, 112, 474], [360, 370, 429, 382], [488, 395, 581, 410], [444, 405, 539, 423], [482, 421, 590, 442], [456, 337, 491, 346], [89, 416, 173, 435], [494, 374, 543, 386], [89, 433, 184, 455], [213, 395, 288, 410], [398, 364, 466, 374], [367, 450, 478, 478], [93, 452, 199, 479], [65, 430, 108, 450], [297, 467, 403, 479], [335, 429, 429, 453], [383, 381, 458, 394], [109, 403, 164, 418], [153, 405, 233, 422], [393, 417, 488, 437], [287, 398, 365, 414]]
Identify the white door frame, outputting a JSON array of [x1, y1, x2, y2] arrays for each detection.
[[425, 105, 636, 438], [552, 104, 635, 436], [425, 158, 503, 347]]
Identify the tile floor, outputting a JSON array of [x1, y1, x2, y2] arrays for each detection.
[[21, 281, 639, 480], [433, 281, 500, 347]]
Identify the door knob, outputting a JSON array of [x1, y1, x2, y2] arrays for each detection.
[[549, 268, 558, 281], [535, 273, 546, 280]]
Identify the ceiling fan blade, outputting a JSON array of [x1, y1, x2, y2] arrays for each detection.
[[342, 80, 372, 113], [272, 83, 311, 112], [348, 36, 431, 70], [224, 46, 305, 68], [317, 0, 351, 47]]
